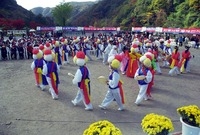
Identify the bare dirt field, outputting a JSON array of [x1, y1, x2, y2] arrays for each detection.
[[0, 47, 199, 135]]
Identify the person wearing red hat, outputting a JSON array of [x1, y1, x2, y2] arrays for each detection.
[[43, 49, 60, 100], [39, 44, 45, 53], [31, 48, 48, 90], [99, 55, 125, 111], [71, 51, 93, 111]]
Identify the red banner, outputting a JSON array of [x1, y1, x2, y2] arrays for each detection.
[[132, 27, 200, 34]]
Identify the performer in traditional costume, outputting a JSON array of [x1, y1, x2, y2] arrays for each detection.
[[134, 56, 153, 105], [71, 51, 93, 111], [72, 37, 80, 56], [108, 45, 118, 60], [162, 40, 172, 67], [119, 46, 129, 75], [99, 55, 125, 111], [102, 39, 113, 65], [169, 46, 180, 76], [96, 39, 103, 60], [83, 37, 93, 61], [143, 52, 155, 99], [117, 37, 124, 54], [43, 49, 60, 100], [179, 44, 192, 73], [126, 44, 142, 78], [31, 48, 48, 90], [53, 41, 62, 68], [62, 39, 71, 65]]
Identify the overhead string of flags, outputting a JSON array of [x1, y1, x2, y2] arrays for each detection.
[[35, 26, 200, 34]]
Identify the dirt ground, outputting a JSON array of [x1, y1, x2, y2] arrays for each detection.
[[0, 47, 199, 135]]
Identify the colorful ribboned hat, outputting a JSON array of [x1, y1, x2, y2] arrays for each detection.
[[73, 51, 88, 66]]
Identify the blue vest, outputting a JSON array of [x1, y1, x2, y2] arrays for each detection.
[[78, 66, 90, 87], [46, 61, 59, 84], [138, 67, 149, 85], [109, 70, 119, 89]]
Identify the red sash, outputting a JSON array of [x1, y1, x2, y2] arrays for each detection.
[[79, 67, 90, 105], [119, 81, 125, 104]]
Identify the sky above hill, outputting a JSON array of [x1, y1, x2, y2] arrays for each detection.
[[16, 0, 96, 10]]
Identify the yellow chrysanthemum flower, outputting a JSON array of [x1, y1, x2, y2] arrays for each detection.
[[177, 105, 200, 127], [141, 113, 174, 135], [83, 120, 122, 135]]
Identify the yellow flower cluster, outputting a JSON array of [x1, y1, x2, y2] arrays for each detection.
[[177, 105, 200, 127], [83, 120, 122, 135], [141, 113, 174, 135]]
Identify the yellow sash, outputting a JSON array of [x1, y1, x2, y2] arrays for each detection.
[[55, 53, 58, 63], [52, 72, 57, 81], [37, 68, 42, 74], [170, 59, 175, 69], [180, 59, 186, 72]]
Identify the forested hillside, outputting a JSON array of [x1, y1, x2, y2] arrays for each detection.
[[0, 0, 53, 29], [70, 0, 200, 30], [0, 0, 199, 30]]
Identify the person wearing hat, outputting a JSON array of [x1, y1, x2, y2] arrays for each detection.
[[39, 44, 45, 53], [178, 44, 192, 73], [53, 41, 62, 68], [31, 48, 48, 90], [118, 37, 125, 54], [102, 39, 113, 65], [143, 52, 156, 99], [72, 37, 80, 56], [126, 44, 142, 78], [62, 39, 71, 65], [119, 46, 129, 75], [71, 51, 93, 111], [134, 56, 153, 105], [99, 55, 125, 111], [162, 40, 172, 67], [108, 45, 118, 59], [96, 39, 103, 60], [83, 37, 93, 61], [169, 46, 180, 76], [43, 49, 60, 100]]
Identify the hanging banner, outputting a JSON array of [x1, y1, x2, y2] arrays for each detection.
[[132, 27, 142, 32], [63, 27, 77, 31]]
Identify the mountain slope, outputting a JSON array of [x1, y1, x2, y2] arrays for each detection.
[[0, 0, 54, 29], [70, 0, 200, 29], [31, 2, 96, 17], [0, 0, 35, 20]]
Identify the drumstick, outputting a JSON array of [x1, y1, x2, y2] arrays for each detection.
[[68, 72, 75, 77]]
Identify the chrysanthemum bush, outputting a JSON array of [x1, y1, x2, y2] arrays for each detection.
[[83, 120, 122, 135], [177, 105, 200, 127], [141, 113, 174, 135]]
